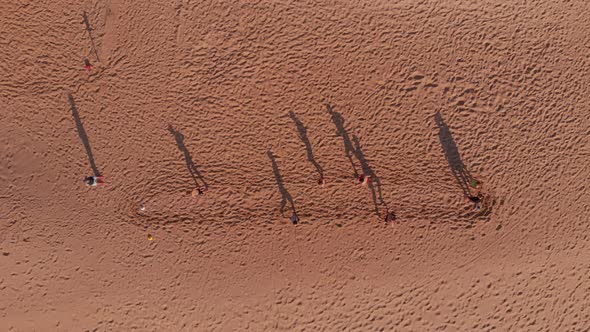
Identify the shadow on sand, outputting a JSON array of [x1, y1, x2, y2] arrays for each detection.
[[168, 125, 208, 190], [82, 11, 100, 62], [67, 93, 101, 176], [434, 111, 475, 197], [352, 135, 386, 215], [288, 111, 324, 180], [326, 102, 388, 217], [327, 103, 358, 178], [268, 150, 298, 223]]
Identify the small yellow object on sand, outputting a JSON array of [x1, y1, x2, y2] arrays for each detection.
[[147, 234, 153, 241]]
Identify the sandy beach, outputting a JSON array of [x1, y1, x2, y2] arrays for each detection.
[[1, 0, 589, 330]]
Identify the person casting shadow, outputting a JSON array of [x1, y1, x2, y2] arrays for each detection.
[[352, 135, 386, 216], [434, 112, 475, 197], [268, 150, 299, 224], [67, 93, 101, 177], [168, 125, 208, 192], [288, 111, 324, 183], [327, 103, 358, 178]]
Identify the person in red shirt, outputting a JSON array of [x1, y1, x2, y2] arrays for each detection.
[[84, 59, 92, 71]]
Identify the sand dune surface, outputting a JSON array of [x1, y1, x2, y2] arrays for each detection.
[[1, 0, 590, 331]]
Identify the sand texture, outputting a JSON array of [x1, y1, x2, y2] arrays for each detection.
[[1, 0, 590, 331]]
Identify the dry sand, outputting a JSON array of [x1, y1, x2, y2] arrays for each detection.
[[1, 0, 590, 331]]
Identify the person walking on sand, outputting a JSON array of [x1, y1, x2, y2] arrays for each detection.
[[191, 186, 207, 197], [84, 175, 104, 187], [290, 213, 299, 225], [358, 174, 371, 186], [465, 194, 483, 210], [318, 176, 325, 187], [84, 59, 92, 71], [384, 207, 396, 223]]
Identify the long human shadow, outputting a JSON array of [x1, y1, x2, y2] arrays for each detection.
[[434, 112, 474, 196], [352, 135, 386, 216], [288, 111, 324, 180], [67, 94, 101, 176], [327, 103, 358, 177], [168, 125, 208, 189], [82, 11, 100, 62], [268, 150, 298, 220]]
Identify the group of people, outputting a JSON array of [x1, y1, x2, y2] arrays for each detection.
[[79, 61, 486, 225], [82, 149, 485, 226]]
